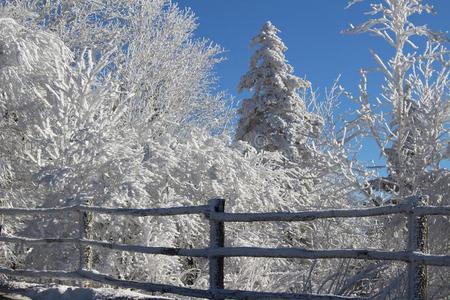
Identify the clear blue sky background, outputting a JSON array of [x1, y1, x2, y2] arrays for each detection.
[[177, 0, 449, 165]]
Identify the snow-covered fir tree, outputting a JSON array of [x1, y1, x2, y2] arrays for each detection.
[[236, 21, 322, 160]]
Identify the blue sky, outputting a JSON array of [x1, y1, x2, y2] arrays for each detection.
[[177, 0, 449, 165], [177, 0, 449, 95]]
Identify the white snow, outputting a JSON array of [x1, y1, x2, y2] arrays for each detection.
[[0, 281, 172, 300]]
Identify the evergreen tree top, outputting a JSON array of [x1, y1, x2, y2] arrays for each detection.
[[250, 21, 287, 53], [239, 21, 309, 96], [235, 21, 321, 158]]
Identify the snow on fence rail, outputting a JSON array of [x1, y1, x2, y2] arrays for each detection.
[[0, 197, 449, 299]]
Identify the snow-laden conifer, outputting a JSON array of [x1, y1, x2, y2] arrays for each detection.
[[236, 21, 322, 160]]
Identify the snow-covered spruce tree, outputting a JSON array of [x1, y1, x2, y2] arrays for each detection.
[[232, 21, 381, 296], [236, 21, 322, 160], [344, 0, 450, 297]]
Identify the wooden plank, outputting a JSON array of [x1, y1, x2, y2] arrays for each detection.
[[0, 236, 209, 257], [1, 204, 449, 219], [80, 239, 208, 257], [1, 236, 449, 266], [208, 247, 409, 261], [412, 252, 450, 267], [414, 206, 450, 216], [209, 204, 410, 222], [206, 248, 450, 266], [213, 288, 367, 299], [79, 205, 209, 216], [0, 205, 209, 217], [0, 236, 78, 244], [0, 268, 366, 299], [0, 206, 77, 215], [77, 269, 212, 299], [78, 269, 368, 299]]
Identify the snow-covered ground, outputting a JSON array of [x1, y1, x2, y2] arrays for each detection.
[[0, 281, 173, 300]]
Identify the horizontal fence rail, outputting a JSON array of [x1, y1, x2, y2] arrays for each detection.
[[0, 267, 362, 300], [209, 205, 450, 222], [0, 197, 449, 299], [1, 235, 450, 266], [1, 203, 450, 218], [0, 204, 210, 216]]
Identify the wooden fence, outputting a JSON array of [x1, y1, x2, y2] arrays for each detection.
[[0, 196, 449, 299]]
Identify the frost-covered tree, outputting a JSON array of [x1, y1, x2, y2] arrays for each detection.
[[0, 0, 228, 139], [345, 0, 449, 200], [0, 0, 232, 287], [236, 21, 322, 160], [343, 0, 450, 297], [0, 0, 230, 283], [231, 22, 380, 296], [0, 17, 179, 281]]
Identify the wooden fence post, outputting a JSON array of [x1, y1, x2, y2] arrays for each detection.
[[77, 197, 93, 273], [207, 198, 225, 299], [407, 196, 428, 300]]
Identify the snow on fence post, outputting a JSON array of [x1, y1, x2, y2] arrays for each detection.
[[77, 196, 93, 273], [407, 196, 428, 300], [207, 198, 225, 298]]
